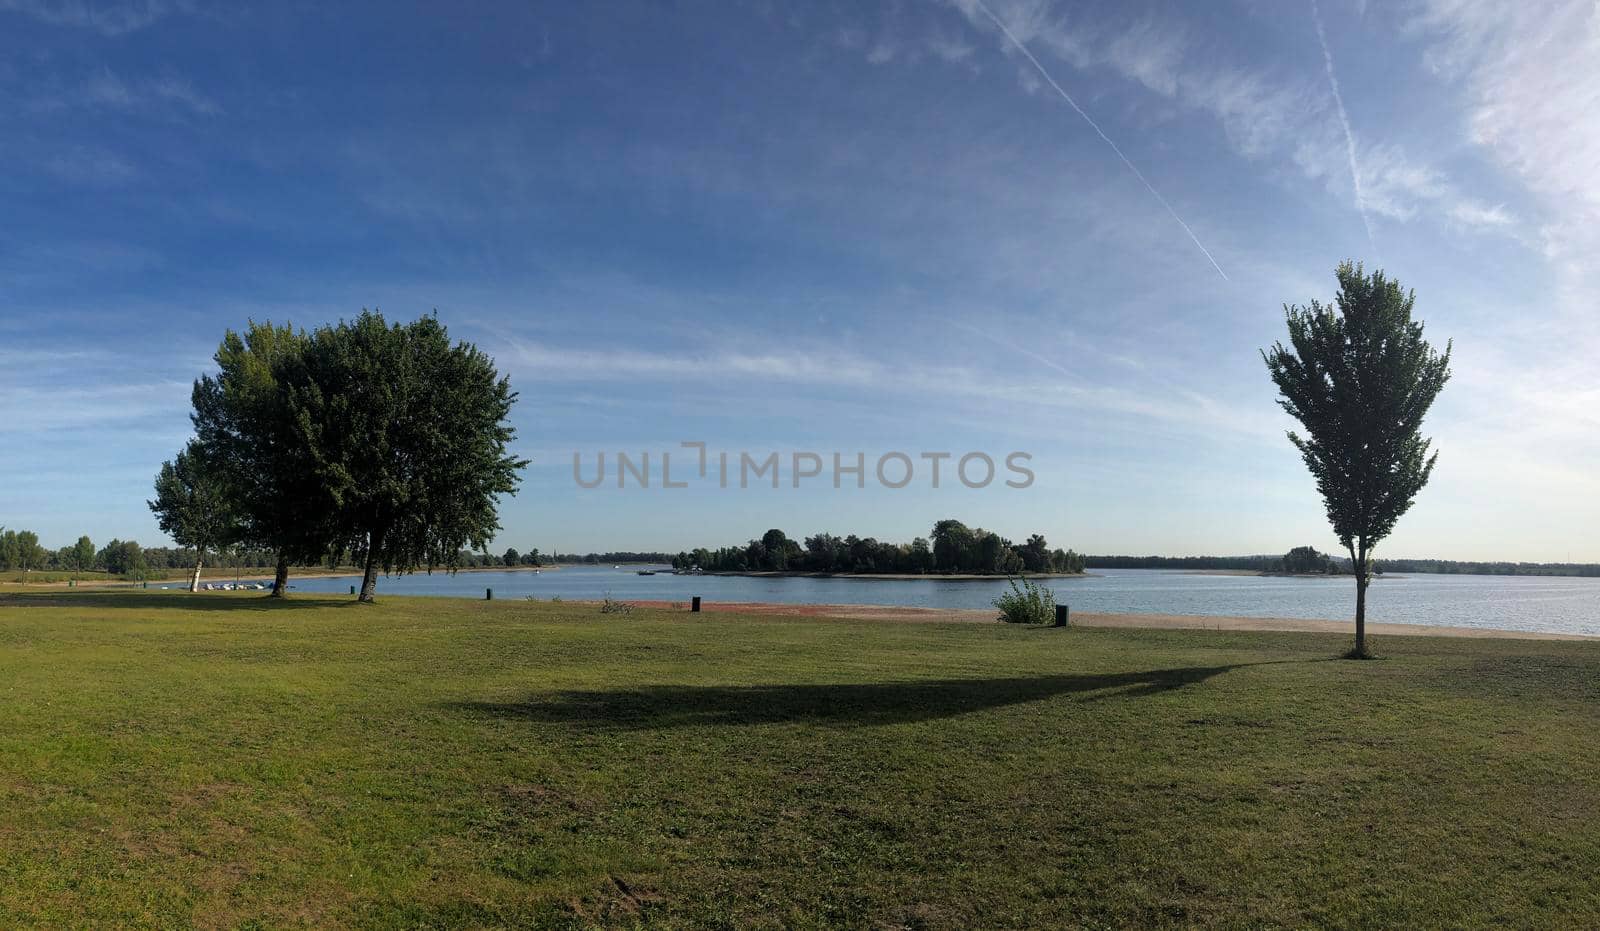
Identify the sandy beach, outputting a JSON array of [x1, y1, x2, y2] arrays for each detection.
[[600, 600, 1598, 641]]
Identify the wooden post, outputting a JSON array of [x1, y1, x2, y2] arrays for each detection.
[[1053, 604, 1069, 627], [350, 585, 356, 596], [691, 596, 702, 613], [486, 588, 493, 601]]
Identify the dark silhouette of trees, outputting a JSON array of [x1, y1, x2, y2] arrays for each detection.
[[1280, 546, 1337, 574], [673, 520, 1085, 575]]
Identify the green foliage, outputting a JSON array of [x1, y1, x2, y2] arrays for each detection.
[[292, 311, 528, 600], [993, 576, 1058, 625], [1264, 262, 1451, 655], [16, 530, 42, 572], [149, 441, 236, 585], [71, 536, 96, 576], [96, 539, 149, 579], [677, 521, 1085, 575], [192, 321, 332, 569], [1280, 545, 1338, 574], [0, 528, 45, 573]]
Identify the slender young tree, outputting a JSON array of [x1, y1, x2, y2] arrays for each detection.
[[292, 311, 527, 602], [149, 441, 236, 592], [1264, 262, 1451, 657]]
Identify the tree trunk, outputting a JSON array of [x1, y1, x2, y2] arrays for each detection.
[[359, 531, 382, 603], [1354, 569, 1368, 657], [271, 553, 289, 598], [189, 557, 203, 593], [1345, 541, 1370, 658]]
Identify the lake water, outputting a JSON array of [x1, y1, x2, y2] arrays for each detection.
[[281, 566, 1600, 637]]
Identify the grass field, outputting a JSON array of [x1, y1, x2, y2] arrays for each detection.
[[1, 592, 1597, 928]]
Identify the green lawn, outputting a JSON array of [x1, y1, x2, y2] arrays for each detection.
[[1, 592, 1597, 928]]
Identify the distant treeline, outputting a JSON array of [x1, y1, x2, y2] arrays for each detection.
[[1087, 553, 1600, 577], [0, 527, 323, 581], [673, 520, 1085, 575], [546, 551, 672, 565], [1085, 554, 1291, 571], [1373, 559, 1600, 577]]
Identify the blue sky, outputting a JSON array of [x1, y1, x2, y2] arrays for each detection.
[[3, 0, 1596, 560]]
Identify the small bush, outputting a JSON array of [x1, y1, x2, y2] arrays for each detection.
[[994, 576, 1056, 625], [600, 594, 633, 615]]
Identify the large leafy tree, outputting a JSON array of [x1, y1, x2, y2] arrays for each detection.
[[149, 441, 237, 592], [1263, 262, 1451, 657], [192, 321, 329, 595], [293, 311, 527, 601]]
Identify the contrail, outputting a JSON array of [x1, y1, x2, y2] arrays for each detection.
[[969, 0, 1228, 281], [1310, 0, 1377, 251]]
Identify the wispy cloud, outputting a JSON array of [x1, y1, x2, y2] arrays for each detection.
[[504, 336, 1277, 443], [960, 0, 1229, 280], [1309, 0, 1376, 251], [63, 66, 220, 115], [917, 0, 1511, 240], [40, 145, 140, 184], [1447, 200, 1513, 228], [0, 0, 186, 35], [1409, 0, 1600, 259]]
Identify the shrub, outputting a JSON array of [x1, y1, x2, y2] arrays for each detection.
[[599, 594, 633, 615], [994, 576, 1056, 625]]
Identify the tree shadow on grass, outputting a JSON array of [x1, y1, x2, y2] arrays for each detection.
[[0, 591, 360, 613], [452, 663, 1279, 730]]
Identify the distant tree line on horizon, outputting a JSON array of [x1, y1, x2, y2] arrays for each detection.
[[546, 551, 674, 565], [1084, 550, 1600, 577], [671, 520, 1086, 575], [0, 529, 311, 581]]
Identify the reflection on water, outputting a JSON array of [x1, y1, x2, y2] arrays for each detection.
[[277, 566, 1600, 636]]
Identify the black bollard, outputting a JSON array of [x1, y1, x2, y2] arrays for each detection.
[[486, 588, 493, 601], [350, 585, 356, 596], [691, 596, 702, 613], [1054, 604, 1069, 627]]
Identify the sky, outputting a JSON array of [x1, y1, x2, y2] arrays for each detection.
[[2, 0, 1597, 561]]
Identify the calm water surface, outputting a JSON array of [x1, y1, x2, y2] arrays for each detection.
[[279, 566, 1600, 637]]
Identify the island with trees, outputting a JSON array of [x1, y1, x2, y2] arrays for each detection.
[[670, 520, 1086, 577]]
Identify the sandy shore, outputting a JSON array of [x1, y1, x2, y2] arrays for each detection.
[[705, 571, 1095, 581], [600, 600, 1596, 641]]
